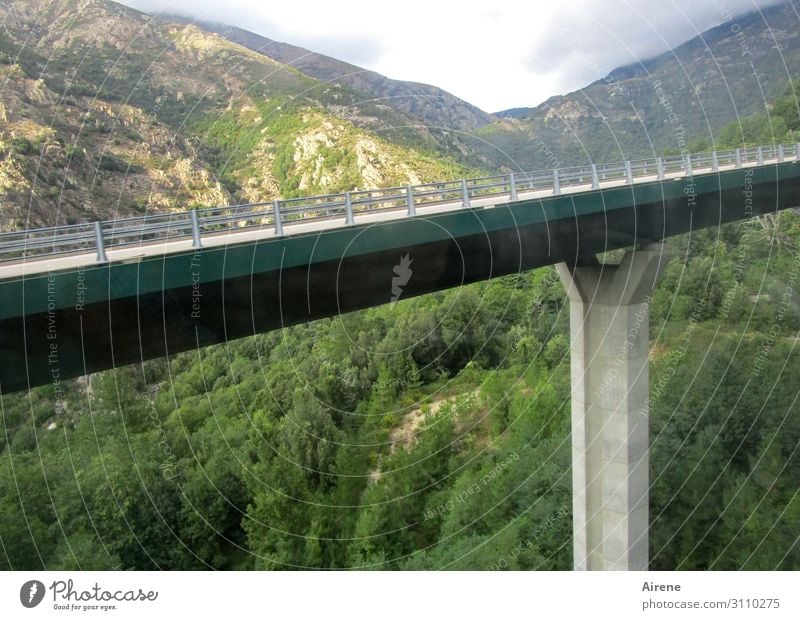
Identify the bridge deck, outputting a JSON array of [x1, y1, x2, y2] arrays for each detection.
[[0, 157, 781, 282]]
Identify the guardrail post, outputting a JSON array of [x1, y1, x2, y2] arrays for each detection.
[[406, 185, 416, 217], [735, 148, 742, 168], [685, 154, 692, 176], [778, 144, 785, 162], [553, 169, 561, 195], [190, 209, 202, 248], [273, 200, 284, 236], [345, 192, 354, 225], [657, 157, 665, 180], [757, 146, 764, 165], [624, 161, 633, 184], [591, 164, 599, 189], [509, 172, 518, 202], [94, 221, 108, 263], [461, 179, 471, 208], [712, 151, 719, 173], [796, 143, 800, 161]]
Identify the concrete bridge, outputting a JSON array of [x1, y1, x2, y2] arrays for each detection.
[[2, 144, 799, 571]]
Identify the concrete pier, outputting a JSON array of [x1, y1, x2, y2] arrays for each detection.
[[557, 244, 666, 570]]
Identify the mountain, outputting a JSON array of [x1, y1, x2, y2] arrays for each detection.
[[0, 0, 479, 228], [490, 0, 800, 167], [2, 0, 800, 231], [168, 17, 495, 134], [191, 0, 800, 171]]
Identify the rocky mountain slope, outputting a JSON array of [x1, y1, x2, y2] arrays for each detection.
[[492, 1, 800, 167], [0, 56, 227, 228]]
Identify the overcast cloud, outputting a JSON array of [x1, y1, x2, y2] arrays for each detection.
[[118, 0, 790, 112]]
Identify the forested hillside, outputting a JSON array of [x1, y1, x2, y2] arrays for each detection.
[[1, 204, 798, 569]]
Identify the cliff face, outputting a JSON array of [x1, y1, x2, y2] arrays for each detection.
[[0, 62, 228, 229]]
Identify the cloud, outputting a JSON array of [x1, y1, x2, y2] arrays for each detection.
[[119, 0, 386, 66], [116, 0, 793, 112], [525, 0, 789, 97], [291, 37, 385, 68]]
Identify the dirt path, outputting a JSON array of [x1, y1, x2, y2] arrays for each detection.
[[368, 390, 478, 483], [387, 395, 456, 454]]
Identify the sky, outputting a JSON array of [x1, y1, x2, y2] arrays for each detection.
[[117, 0, 788, 112]]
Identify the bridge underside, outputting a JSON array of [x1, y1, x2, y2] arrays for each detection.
[[2, 165, 800, 393]]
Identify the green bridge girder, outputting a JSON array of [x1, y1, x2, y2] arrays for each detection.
[[1, 163, 799, 393]]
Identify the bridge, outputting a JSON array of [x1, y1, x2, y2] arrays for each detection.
[[2, 143, 799, 571]]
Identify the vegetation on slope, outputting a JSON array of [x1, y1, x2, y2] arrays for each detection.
[[2, 202, 799, 569], [194, 99, 470, 203]]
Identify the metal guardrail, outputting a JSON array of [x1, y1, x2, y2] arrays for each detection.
[[1, 143, 798, 265]]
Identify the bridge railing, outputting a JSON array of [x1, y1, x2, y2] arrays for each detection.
[[0, 222, 97, 261], [1, 142, 799, 265]]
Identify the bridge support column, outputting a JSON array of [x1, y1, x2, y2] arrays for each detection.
[[556, 243, 666, 571]]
